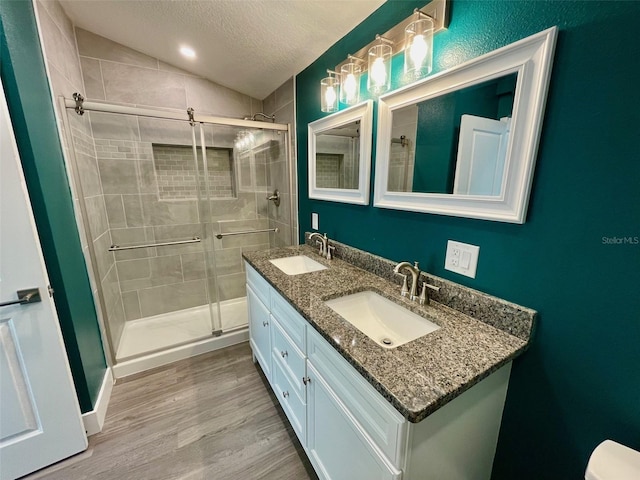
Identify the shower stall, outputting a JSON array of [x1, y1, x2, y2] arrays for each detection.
[[61, 97, 294, 374]]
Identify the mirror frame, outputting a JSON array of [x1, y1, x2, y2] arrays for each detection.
[[373, 27, 557, 223], [308, 100, 373, 205]]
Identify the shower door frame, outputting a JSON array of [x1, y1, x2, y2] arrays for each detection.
[[60, 97, 294, 365]]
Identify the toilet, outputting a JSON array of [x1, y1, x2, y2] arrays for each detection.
[[585, 440, 640, 480]]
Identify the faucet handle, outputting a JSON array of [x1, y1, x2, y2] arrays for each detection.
[[395, 273, 409, 297], [326, 244, 335, 260], [418, 281, 441, 305]]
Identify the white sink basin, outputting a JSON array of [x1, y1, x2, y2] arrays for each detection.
[[325, 291, 440, 349], [269, 255, 327, 276]]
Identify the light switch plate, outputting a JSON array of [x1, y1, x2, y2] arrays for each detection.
[[312, 213, 319, 230], [445, 240, 479, 278]]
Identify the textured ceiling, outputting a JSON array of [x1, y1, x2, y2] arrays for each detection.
[[59, 0, 385, 100]]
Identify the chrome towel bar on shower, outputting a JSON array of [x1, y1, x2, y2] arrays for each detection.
[[108, 237, 201, 252], [215, 228, 278, 239]]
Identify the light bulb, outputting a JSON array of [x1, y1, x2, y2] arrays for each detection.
[[344, 73, 357, 102], [325, 85, 337, 107], [409, 34, 428, 70], [371, 57, 387, 86]]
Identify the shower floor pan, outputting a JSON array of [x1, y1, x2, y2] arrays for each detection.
[[116, 297, 248, 361]]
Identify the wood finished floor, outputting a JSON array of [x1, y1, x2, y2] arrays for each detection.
[[26, 343, 318, 480]]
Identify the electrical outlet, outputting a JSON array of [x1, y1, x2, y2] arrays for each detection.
[[445, 240, 479, 278], [312, 213, 319, 230]]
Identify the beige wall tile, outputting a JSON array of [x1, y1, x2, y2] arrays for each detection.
[[93, 232, 115, 281], [148, 255, 183, 286], [76, 28, 158, 69], [101, 61, 187, 109], [104, 195, 126, 228], [80, 57, 105, 100], [181, 252, 207, 281], [85, 195, 109, 239], [184, 76, 250, 117], [122, 291, 142, 321], [90, 111, 140, 141], [275, 78, 294, 111], [98, 158, 140, 194], [216, 272, 246, 301], [138, 280, 208, 317]]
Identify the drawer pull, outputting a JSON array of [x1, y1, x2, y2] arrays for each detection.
[[281, 350, 288, 358], [283, 391, 289, 398], [302, 376, 311, 385], [262, 320, 269, 327]]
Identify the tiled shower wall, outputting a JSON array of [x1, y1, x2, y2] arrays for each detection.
[[153, 145, 234, 200], [34, 0, 122, 344], [263, 78, 298, 247], [89, 114, 274, 323], [35, 0, 296, 355], [315, 135, 359, 189]]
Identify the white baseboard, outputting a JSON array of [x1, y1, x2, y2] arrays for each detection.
[[112, 329, 249, 379], [82, 368, 114, 436]]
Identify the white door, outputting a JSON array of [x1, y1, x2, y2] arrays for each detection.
[[453, 114, 511, 196], [0, 79, 87, 479]]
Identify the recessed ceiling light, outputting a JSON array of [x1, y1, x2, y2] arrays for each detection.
[[180, 46, 196, 59]]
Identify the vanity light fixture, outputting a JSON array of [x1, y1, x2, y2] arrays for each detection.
[[320, 70, 340, 113], [321, 0, 448, 112], [339, 55, 362, 106], [367, 35, 393, 96], [404, 9, 434, 80]]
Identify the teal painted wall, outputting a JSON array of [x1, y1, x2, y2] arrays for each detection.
[[297, 1, 640, 478], [0, 1, 106, 413]]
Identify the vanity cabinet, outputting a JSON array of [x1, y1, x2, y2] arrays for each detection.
[[245, 262, 512, 480]]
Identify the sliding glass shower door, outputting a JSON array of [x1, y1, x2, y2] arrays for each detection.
[[64, 99, 293, 365], [66, 110, 217, 360], [196, 122, 293, 333]]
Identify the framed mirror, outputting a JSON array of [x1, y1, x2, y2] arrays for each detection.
[[309, 100, 373, 205], [374, 27, 557, 223]]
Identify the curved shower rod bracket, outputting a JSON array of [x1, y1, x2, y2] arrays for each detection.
[[187, 107, 195, 125]]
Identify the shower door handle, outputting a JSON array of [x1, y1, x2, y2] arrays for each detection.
[[0, 288, 41, 308]]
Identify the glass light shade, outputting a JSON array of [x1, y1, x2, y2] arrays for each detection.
[[404, 16, 434, 80], [367, 43, 392, 95], [340, 62, 362, 105], [320, 76, 339, 113]]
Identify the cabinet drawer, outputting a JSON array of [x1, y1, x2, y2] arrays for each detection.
[[270, 291, 306, 351], [245, 262, 270, 306], [271, 318, 306, 401], [272, 353, 306, 445], [307, 327, 405, 466]]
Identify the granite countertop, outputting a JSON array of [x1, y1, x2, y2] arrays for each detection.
[[243, 244, 534, 423]]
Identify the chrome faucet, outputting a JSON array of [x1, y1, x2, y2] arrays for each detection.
[[393, 261, 421, 301], [309, 232, 334, 259]]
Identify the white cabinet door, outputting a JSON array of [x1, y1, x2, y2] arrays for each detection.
[[0, 80, 87, 479], [246, 284, 271, 380], [306, 363, 401, 480]]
